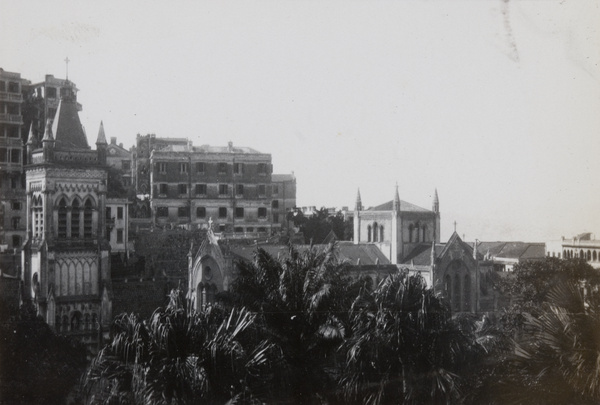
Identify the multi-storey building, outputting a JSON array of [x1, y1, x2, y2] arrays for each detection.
[[149, 140, 295, 235], [0, 69, 28, 252], [22, 87, 111, 350], [546, 232, 600, 269]]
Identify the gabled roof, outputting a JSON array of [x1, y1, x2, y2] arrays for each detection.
[[476, 241, 546, 261], [51, 97, 89, 150], [368, 199, 431, 213], [400, 243, 447, 266]]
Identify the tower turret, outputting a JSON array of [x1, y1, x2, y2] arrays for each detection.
[[96, 121, 107, 164], [433, 188, 439, 213], [355, 188, 362, 211], [42, 119, 55, 162], [26, 123, 37, 164], [393, 183, 401, 212]]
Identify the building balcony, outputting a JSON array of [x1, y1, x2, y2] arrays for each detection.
[[0, 113, 23, 125], [0, 92, 23, 102]]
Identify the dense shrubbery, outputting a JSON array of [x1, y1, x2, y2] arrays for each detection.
[[7, 250, 597, 404]]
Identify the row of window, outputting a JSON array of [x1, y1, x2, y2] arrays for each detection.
[[367, 223, 385, 242], [0, 124, 21, 138], [105, 206, 124, 220], [156, 183, 280, 200], [156, 162, 271, 175], [552, 249, 600, 261], [156, 206, 278, 221], [0, 80, 20, 93], [0, 148, 22, 163]]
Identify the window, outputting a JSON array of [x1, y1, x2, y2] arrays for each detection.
[[58, 198, 67, 238], [219, 224, 226, 233], [12, 201, 21, 210], [219, 184, 228, 195], [178, 206, 190, 217], [178, 184, 188, 195], [196, 207, 206, 218], [105, 207, 112, 219], [236, 184, 244, 196], [122, 160, 131, 171], [71, 200, 80, 237], [234, 227, 244, 233], [117, 207, 123, 219], [158, 162, 167, 174], [258, 207, 267, 218], [159, 183, 168, 195], [218, 162, 227, 174], [10, 149, 20, 163], [246, 227, 254, 232], [196, 162, 205, 173], [84, 199, 94, 238], [271, 200, 279, 209], [218, 207, 227, 218], [258, 227, 266, 233], [116, 229, 123, 243], [11, 176, 18, 189], [46, 87, 57, 98], [195, 184, 207, 195], [273, 213, 279, 222], [373, 223, 378, 242], [258, 185, 266, 196], [179, 163, 188, 174], [0, 148, 6, 162], [235, 207, 244, 218], [234, 163, 244, 175], [156, 207, 168, 217], [272, 185, 279, 195], [257, 163, 268, 175], [12, 235, 21, 248], [11, 217, 20, 230]]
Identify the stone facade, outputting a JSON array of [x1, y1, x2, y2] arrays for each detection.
[[353, 186, 440, 264], [21, 90, 111, 351], [546, 232, 600, 269]]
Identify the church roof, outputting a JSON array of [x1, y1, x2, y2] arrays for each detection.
[[401, 243, 447, 266], [51, 96, 89, 150], [230, 241, 390, 266], [368, 199, 431, 213], [476, 241, 545, 261]]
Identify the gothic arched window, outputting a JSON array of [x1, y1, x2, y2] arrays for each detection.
[[409, 224, 414, 243], [380, 225, 384, 242], [367, 225, 372, 242], [57, 198, 68, 238], [463, 274, 471, 312], [71, 199, 81, 238], [84, 198, 94, 238], [373, 223, 378, 242], [453, 274, 461, 312]]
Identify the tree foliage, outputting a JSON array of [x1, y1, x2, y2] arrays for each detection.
[[0, 302, 88, 405], [82, 290, 279, 405], [230, 243, 365, 403], [287, 207, 353, 243]]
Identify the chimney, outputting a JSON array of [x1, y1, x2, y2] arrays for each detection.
[[110, 137, 116, 145]]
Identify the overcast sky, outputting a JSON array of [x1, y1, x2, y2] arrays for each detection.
[[2, 0, 599, 242]]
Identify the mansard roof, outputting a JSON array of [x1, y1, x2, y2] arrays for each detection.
[[51, 96, 89, 150], [368, 199, 431, 213]]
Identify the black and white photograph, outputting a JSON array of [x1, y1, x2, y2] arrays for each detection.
[[1, 1, 599, 404]]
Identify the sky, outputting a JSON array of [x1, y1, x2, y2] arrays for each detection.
[[2, 0, 599, 242]]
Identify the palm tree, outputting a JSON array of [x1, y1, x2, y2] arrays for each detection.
[[340, 271, 476, 405], [230, 243, 364, 403], [499, 281, 600, 405], [82, 289, 278, 404]]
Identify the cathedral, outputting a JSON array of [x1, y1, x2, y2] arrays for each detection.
[[21, 87, 112, 349]]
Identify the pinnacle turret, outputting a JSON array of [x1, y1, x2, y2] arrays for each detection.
[[355, 188, 363, 211], [96, 121, 107, 145], [393, 183, 400, 212]]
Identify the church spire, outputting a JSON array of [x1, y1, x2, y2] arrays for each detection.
[[26, 123, 35, 145], [42, 118, 54, 142], [96, 121, 107, 165], [433, 188, 439, 213], [355, 188, 363, 211], [42, 119, 55, 161], [393, 183, 400, 212]]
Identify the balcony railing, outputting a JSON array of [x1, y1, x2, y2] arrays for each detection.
[[0, 92, 23, 102], [0, 113, 23, 124]]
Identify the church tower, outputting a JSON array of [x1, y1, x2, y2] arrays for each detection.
[[22, 86, 111, 351]]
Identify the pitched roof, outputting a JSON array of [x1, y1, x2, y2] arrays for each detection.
[[51, 97, 89, 150], [368, 199, 431, 213], [230, 241, 390, 266], [400, 243, 447, 266], [476, 241, 546, 260]]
